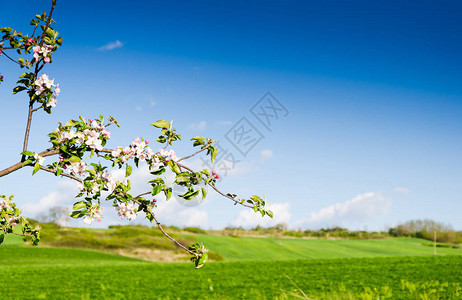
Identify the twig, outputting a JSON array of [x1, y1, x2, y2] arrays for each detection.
[[39, 166, 83, 183], [0, 148, 59, 178], [12, 232, 33, 237], [132, 198, 196, 256], [1, 51, 21, 65], [31, 105, 44, 112], [176, 161, 253, 208], [177, 145, 210, 162], [21, 0, 57, 160]]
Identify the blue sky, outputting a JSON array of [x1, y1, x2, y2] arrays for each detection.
[[1, 0, 461, 230]]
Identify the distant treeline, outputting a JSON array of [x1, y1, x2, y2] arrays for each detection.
[[222, 219, 462, 244], [388, 219, 462, 244], [222, 224, 389, 239]]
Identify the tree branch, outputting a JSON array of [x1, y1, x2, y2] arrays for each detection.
[[176, 161, 253, 208], [40, 166, 83, 183], [12, 232, 34, 237], [32, 105, 44, 112], [21, 102, 34, 160], [177, 145, 210, 162], [1, 51, 21, 65], [0, 148, 59, 178], [21, 0, 57, 161], [132, 197, 196, 256]]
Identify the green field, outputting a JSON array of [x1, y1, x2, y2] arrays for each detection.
[[191, 235, 462, 260], [0, 234, 462, 299], [0, 246, 461, 299], [1, 233, 462, 299]]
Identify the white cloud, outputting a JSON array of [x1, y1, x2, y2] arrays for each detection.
[[22, 181, 79, 217], [97, 40, 123, 51], [232, 202, 291, 229], [135, 105, 142, 111], [296, 192, 392, 229], [189, 121, 207, 131], [259, 150, 273, 162], [149, 99, 156, 107], [393, 187, 410, 195]]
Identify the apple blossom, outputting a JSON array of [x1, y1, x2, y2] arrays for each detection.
[[116, 202, 137, 221], [33, 153, 45, 165], [82, 204, 103, 225]]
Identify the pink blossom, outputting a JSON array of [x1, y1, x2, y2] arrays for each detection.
[[82, 204, 103, 225], [116, 202, 137, 221]]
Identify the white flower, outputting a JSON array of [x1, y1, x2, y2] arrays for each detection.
[[67, 161, 87, 176], [33, 153, 45, 165], [116, 202, 137, 221], [83, 204, 103, 225]]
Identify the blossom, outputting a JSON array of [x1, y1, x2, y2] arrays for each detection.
[[111, 148, 122, 158], [102, 171, 118, 192], [158, 148, 179, 162], [33, 44, 53, 63], [66, 161, 87, 176], [116, 202, 137, 221], [34, 74, 59, 108], [0, 199, 11, 210], [46, 95, 57, 108], [82, 204, 103, 225], [85, 136, 103, 151], [33, 153, 45, 165]]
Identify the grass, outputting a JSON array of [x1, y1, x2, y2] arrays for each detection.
[[0, 246, 461, 299], [3, 226, 462, 298], [189, 234, 462, 260]]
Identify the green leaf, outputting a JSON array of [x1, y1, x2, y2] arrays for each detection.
[[164, 188, 172, 200], [12, 86, 27, 94], [210, 147, 217, 163], [266, 210, 273, 218], [22, 159, 33, 167], [72, 201, 86, 210], [0, 233, 4, 245], [69, 210, 86, 219], [150, 167, 165, 175], [21, 150, 34, 156], [201, 187, 207, 199], [168, 160, 181, 174], [250, 195, 263, 204], [157, 136, 166, 143], [151, 120, 170, 128], [68, 155, 81, 162], [175, 175, 190, 184], [181, 189, 199, 200], [64, 120, 79, 127], [151, 185, 163, 196], [32, 162, 41, 175], [125, 164, 132, 177]]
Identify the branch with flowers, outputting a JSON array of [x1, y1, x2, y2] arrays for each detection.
[[0, 0, 272, 268]]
